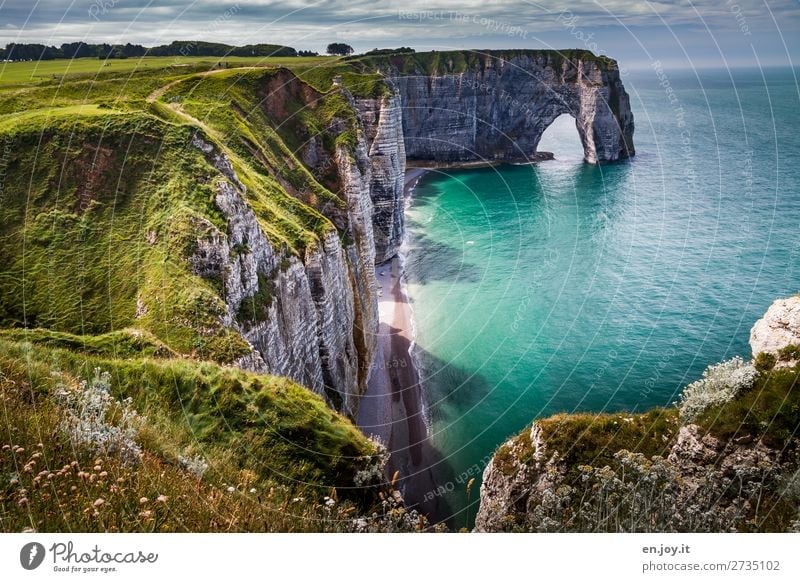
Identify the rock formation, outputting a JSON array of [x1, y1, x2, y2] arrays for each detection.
[[185, 51, 637, 418], [371, 50, 635, 164], [750, 295, 800, 368], [475, 299, 800, 532]]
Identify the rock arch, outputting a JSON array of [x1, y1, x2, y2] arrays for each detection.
[[386, 50, 635, 165]]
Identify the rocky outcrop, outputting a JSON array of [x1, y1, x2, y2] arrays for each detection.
[[379, 50, 634, 164], [475, 424, 561, 531], [476, 298, 800, 532], [750, 296, 800, 367], [475, 419, 793, 532]]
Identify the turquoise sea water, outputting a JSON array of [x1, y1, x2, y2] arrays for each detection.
[[404, 67, 800, 524]]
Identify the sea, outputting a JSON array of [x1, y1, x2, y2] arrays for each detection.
[[402, 66, 800, 525]]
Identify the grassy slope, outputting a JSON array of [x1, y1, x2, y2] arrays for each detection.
[[0, 53, 396, 532], [0, 335, 380, 532], [0, 56, 335, 88]]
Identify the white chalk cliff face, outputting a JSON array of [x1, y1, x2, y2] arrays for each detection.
[[188, 133, 377, 419], [356, 92, 407, 264], [750, 295, 800, 368], [384, 51, 635, 164]]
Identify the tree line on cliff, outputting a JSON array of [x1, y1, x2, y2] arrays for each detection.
[[0, 41, 317, 61]]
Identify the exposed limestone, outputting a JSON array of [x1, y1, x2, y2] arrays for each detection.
[[385, 52, 634, 164], [750, 296, 800, 367], [188, 136, 372, 418], [356, 91, 407, 263]]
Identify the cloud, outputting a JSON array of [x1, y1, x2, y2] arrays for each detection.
[[0, 0, 797, 67]]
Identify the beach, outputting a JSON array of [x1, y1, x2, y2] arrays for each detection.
[[357, 167, 440, 518]]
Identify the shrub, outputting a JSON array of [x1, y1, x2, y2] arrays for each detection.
[[678, 357, 758, 421], [755, 351, 777, 372], [778, 344, 800, 361], [55, 368, 143, 465]]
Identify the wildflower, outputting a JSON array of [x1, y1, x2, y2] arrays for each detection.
[[139, 497, 149, 504], [249, 488, 257, 494], [93, 498, 105, 508], [156, 495, 168, 503], [178, 454, 209, 479], [139, 510, 152, 519], [226, 486, 235, 493], [678, 357, 758, 421], [17, 497, 28, 507], [99, 471, 108, 478], [56, 369, 143, 465]]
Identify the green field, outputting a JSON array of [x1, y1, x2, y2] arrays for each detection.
[[0, 55, 336, 87]]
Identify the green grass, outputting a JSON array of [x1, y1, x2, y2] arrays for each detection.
[[697, 365, 800, 449], [0, 328, 176, 359], [0, 56, 335, 88], [0, 104, 125, 132], [0, 337, 378, 491], [0, 336, 386, 532]]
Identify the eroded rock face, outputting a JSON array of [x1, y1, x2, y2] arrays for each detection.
[[750, 296, 800, 367], [188, 135, 375, 419], [475, 424, 562, 532], [475, 420, 788, 532], [386, 52, 634, 164], [356, 91, 406, 263]]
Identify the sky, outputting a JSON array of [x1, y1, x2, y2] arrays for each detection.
[[1, 0, 799, 69]]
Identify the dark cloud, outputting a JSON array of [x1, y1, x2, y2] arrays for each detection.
[[0, 0, 798, 67]]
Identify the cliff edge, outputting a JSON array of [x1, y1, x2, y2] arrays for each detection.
[[476, 296, 800, 532]]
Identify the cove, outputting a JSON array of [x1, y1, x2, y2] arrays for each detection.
[[403, 66, 800, 525]]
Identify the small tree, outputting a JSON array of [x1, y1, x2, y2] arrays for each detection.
[[326, 43, 354, 56]]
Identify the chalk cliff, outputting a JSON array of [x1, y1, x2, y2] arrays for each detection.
[[364, 50, 634, 164], [180, 51, 637, 417]]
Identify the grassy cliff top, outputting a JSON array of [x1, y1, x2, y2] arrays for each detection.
[[347, 48, 618, 76]]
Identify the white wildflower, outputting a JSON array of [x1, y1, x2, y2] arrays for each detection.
[[178, 453, 209, 479], [56, 369, 143, 465], [678, 357, 758, 421]]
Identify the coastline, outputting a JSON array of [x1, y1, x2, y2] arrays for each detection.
[[358, 166, 440, 517]]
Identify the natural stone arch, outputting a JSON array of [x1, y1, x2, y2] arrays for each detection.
[[384, 50, 635, 165]]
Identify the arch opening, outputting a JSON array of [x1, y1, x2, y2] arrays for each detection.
[[535, 113, 586, 162]]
